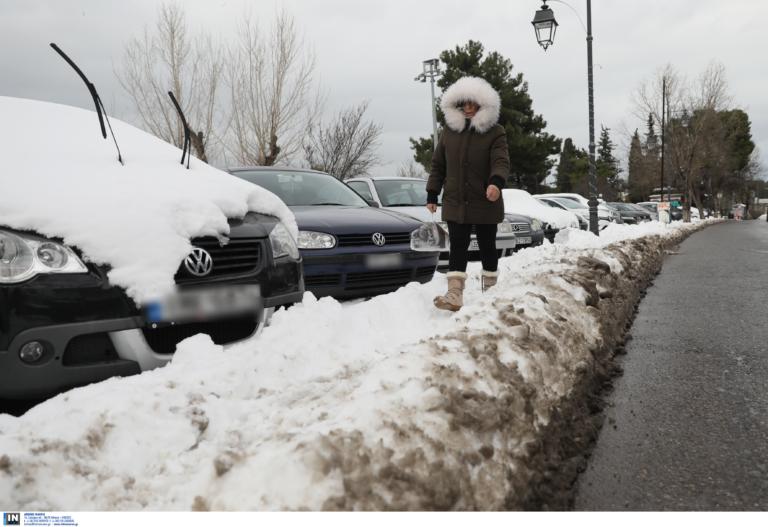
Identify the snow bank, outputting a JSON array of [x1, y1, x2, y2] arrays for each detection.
[[0, 220, 718, 510], [0, 97, 296, 303]]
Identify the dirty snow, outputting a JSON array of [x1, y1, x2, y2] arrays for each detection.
[[0, 97, 296, 303], [0, 220, 716, 510]]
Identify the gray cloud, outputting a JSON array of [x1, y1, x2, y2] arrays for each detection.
[[1, 0, 765, 179]]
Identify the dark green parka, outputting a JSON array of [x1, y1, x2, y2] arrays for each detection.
[[426, 76, 510, 224]]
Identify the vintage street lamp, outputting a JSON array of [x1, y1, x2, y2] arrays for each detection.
[[532, 0, 599, 235], [532, 2, 558, 51]]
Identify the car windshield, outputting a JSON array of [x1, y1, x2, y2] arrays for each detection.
[[550, 197, 586, 210], [610, 203, 634, 211], [373, 179, 430, 207], [234, 170, 369, 207]]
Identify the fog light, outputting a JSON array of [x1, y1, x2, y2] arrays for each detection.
[[19, 341, 45, 363]]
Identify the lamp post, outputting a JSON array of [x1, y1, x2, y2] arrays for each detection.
[[415, 58, 442, 151], [533, 0, 599, 235]]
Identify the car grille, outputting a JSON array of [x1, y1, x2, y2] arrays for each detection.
[[306, 266, 435, 292], [142, 316, 258, 354], [509, 223, 531, 234], [336, 232, 411, 247], [175, 237, 263, 282]]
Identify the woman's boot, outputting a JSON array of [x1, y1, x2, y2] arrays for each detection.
[[434, 271, 466, 311], [481, 270, 498, 292]]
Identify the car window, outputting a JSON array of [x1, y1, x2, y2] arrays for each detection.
[[347, 181, 374, 202], [539, 198, 564, 210], [234, 170, 369, 207], [372, 180, 430, 207]]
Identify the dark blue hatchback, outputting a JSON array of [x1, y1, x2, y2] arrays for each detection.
[[229, 167, 439, 299]]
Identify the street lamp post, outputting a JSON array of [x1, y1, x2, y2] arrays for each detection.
[[415, 58, 442, 151], [532, 0, 599, 235]]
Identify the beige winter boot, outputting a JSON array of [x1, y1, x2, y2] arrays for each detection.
[[481, 270, 499, 293], [433, 271, 467, 311]]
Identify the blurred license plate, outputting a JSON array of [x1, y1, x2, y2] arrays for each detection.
[[145, 285, 261, 324], [365, 253, 403, 270], [516, 236, 532, 244]]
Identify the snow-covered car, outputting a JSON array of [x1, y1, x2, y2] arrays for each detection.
[[502, 189, 580, 242], [346, 176, 543, 267], [535, 192, 623, 227], [229, 168, 439, 299], [535, 196, 589, 230], [0, 97, 304, 400]]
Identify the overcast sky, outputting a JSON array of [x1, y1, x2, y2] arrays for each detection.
[[1, 0, 766, 180]]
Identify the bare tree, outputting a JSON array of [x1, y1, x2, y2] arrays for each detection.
[[303, 101, 382, 180], [225, 10, 322, 166], [117, 3, 223, 162], [634, 62, 731, 219], [396, 160, 428, 179]]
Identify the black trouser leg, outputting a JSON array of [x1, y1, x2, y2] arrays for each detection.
[[447, 222, 472, 272], [475, 223, 498, 272]]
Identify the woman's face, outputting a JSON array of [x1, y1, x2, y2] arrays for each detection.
[[461, 101, 480, 118]]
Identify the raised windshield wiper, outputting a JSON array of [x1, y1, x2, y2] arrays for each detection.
[[50, 43, 124, 165], [167, 91, 191, 169]]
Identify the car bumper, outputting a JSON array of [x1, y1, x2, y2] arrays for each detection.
[[0, 288, 302, 400], [302, 249, 438, 299]]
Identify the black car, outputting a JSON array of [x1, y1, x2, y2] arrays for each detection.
[[229, 167, 439, 299], [607, 202, 652, 224], [0, 215, 304, 400]]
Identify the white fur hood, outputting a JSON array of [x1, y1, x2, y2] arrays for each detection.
[[440, 76, 501, 134]]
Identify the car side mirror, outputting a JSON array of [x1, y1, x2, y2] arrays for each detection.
[[366, 200, 380, 208]]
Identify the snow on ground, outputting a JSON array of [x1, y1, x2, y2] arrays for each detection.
[[0, 221, 714, 510], [0, 97, 295, 303]]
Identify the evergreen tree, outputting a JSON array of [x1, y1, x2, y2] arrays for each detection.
[[597, 125, 622, 200], [556, 138, 576, 192], [409, 40, 560, 191], [627, 130, 646, 202], [409, 137, 434, 173]]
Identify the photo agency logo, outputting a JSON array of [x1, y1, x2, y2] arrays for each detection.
[[3, 513, 20, 526]]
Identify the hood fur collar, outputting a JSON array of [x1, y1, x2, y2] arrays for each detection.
[[440, 76, 501, 134]]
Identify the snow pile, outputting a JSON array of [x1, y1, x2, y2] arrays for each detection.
[[502, 189, 579, 229], [0, 97, 296, 302], [0, 221, 713, 510]]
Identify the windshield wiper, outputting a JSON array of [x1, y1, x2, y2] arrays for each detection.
[[167, 91, 191, 169], [50, 43, 123, 165], [385, 203, 418, 207], [312, 202, 345, 206]]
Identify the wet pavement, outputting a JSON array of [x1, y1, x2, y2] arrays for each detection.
[[575, 220, 768, 510]]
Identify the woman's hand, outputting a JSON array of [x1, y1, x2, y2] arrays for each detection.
[[426, 203, 438, 213], [486, 185, 501, 202]]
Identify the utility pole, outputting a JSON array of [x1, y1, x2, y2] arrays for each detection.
[[415, 59, 442, 151], [661, 77, 666, 203]]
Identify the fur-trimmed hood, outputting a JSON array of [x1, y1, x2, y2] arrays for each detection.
[[440, 76, 501, 134]]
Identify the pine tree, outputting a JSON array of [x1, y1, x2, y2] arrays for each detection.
[[556, 138, 576, 192], [597, 125, 622, 200], [409, 40, 560, 191], [627, 129, 648, 202]]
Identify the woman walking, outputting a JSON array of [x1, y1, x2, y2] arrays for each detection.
[[426, 76, 510, 311]]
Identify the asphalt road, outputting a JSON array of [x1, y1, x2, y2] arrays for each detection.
[[575, 219, 768, 510]]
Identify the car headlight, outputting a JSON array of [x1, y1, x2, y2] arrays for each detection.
[[0, 229, 87, 284], [498, 219, 515, 234], [530, 218, 543, 232], [269, 222, 300, 259], [297, 230, 336, 249]]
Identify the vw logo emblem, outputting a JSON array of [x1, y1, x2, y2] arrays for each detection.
[[184, 247, 214, 277], [372, 233, 386, 246]]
